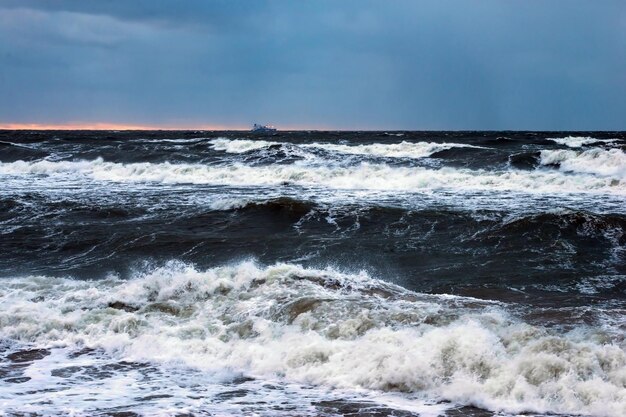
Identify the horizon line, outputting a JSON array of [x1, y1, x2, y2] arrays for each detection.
[[0, 122, 249, 131], [0, 122, 343, 131], [0, 123, 622, 133]]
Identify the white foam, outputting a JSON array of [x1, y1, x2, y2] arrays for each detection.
[[207, 196, 253, 210], [548, 136, 619, 148], [208, 138, 482, 159], [1, 158, 624, 195], [209, 138, 280, 153], [142, 137, 208, 144], [1, 262, 625, 417], [540, 148, 626, 179], [302, 140, 483, 159]]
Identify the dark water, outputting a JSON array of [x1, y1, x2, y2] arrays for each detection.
[[0, 130, 625, 416]]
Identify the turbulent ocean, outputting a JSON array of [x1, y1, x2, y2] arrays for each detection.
[[1, 130, 625, 417]]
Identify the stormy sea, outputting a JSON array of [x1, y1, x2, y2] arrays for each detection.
[[0, 130, 625, 417]]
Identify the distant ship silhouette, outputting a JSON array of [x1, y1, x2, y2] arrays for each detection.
[[251, 123, 277, 133]]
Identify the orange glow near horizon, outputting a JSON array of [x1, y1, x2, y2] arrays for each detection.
[[0, 122, 341, 131], [0, 122, 250, 131]]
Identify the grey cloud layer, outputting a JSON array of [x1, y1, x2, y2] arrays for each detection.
[[1, 0, 624, 129]]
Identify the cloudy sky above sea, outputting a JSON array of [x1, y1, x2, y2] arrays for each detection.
[[0, 0, 624, 130]]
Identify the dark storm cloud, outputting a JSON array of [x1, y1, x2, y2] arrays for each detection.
[[0, 0, 624, 129]]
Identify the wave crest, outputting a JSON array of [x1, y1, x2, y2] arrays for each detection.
[[1, 262, 625, 416], [540, 148, 626, 179], [2, 158, 624, 195], [548, 136, 619, 148], [209, 138, 483, 159]]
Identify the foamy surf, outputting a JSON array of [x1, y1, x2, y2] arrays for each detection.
[[0, 262, 625, 417], [209, 138, 483, 159], [1, 157, 625, 195], [209, 137, 280, 153], [540, 148, 626, 179], [548, 136, 620, 148]]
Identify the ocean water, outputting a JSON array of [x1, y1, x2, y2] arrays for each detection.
[[0, 130, 625, 417]]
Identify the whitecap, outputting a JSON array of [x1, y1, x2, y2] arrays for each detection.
[[548, 136, 619, 148], [1, 262, 624, 417], [2, 158, 624, 195], [208, 138, 483, 159], [540, 148, 626, 179]]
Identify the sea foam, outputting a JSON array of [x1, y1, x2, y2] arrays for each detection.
[[1, 262, 625, 417], [1, 158, 624, 195], [548, 136, 619, 148], [540, 148, 626, 179], [209, 138, 482, 159]]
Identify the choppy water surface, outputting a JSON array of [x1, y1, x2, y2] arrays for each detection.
[[0, 130, 625, 416]]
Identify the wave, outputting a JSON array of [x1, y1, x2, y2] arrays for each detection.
[[209, 138, 484, 159], [508, 151, 541, 170], [208, 196, 315, 213], [476, 209, 626, 273], [209, 138, 281, 153], [548, 136, 620, 148], [1, 261, 624, 417], [495, 209, 626, 237], [0, 140, 49, 162], [540, 148, 626, 179], [2, 157, 624, 195], [304, 141, 484, 159]]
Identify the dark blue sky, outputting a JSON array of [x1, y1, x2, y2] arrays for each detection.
[[1, 1, 625, 129]]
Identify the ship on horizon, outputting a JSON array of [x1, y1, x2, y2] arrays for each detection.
[[251, 123, 277, 133]]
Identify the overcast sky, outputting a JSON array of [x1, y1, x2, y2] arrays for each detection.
[[1, 0, 625, 130]]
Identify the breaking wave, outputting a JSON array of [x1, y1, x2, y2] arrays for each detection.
[[1, 262, 624, 417], [303, 141, 484, 159], [209, 138, 280, 153], [540, 148, 626, 179], [209, 138, 483, 159], [548, 136, 620, 148], [1, 157, 624, 195]]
